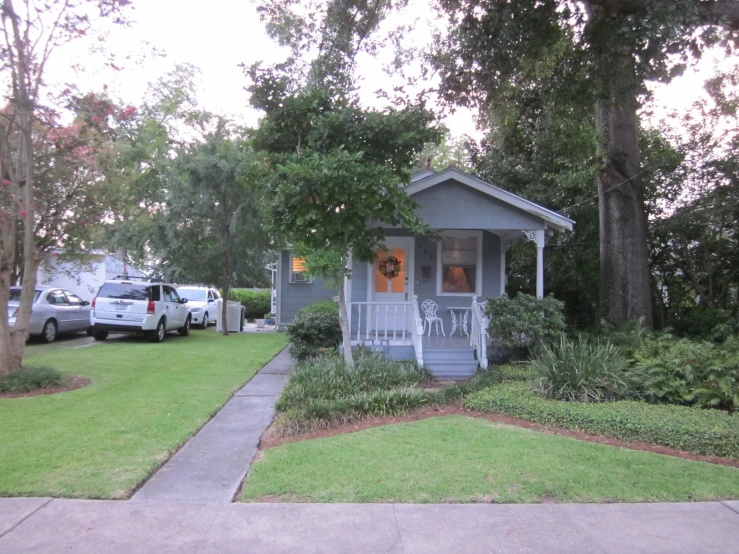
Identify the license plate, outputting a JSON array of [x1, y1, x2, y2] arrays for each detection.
[[114, 304, 128, 311]]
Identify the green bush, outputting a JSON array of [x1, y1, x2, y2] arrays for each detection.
[[227, 289, 271, 318], [465, 383, 739, 458], [296, 300, 339, 318], [0, 366, 65, 393], [277, 351, 430, 413], [582, 318, 652, 356], [486, 294, 565, 348], [424, 369, 499, 405], [286, 301, 342, 361], [496, 363, 538, 382], [530, 336, 630, 402], [276, 352, 432, 427], [631, 335, 739, 412]]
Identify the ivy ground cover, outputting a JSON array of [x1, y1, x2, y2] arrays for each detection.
[[240, 416, 739, 503], [0, 330, 286, 499]]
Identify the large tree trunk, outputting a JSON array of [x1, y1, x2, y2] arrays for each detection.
[[595, 55, 653, 327], [221, 235, 231, 336]]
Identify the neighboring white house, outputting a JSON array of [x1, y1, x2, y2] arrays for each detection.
[[37, 253, 146, 302]]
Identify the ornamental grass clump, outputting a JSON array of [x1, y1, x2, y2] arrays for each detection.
[[530, 336, 630, 402], [272, 351, 432, 437], [0, 366, 65, 393]]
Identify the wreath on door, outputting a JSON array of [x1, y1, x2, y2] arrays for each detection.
[[378, 255, 402, 279]]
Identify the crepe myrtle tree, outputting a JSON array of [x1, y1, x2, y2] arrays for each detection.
[[0, 0, 132, 374], [250, 71, 442, 366]]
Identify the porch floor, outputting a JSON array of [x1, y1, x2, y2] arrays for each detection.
[[423, 335, 471, 349]]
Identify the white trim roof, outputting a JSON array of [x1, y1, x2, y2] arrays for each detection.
[[404, 167, 574, 232]]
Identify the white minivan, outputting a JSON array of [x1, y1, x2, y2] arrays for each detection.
[[90, 278, 192, 342]]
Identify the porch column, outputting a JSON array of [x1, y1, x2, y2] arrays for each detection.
[[524, 230, 545, 298]]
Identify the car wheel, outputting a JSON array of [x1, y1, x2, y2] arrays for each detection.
[[93, 329, 109, 341], [40, 319, 57, 343], [150, 318, 166, 343], [201, 313, 209, 329], [179, 316, 191, 336]]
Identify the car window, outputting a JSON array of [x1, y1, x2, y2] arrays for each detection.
[[10, 288, 42, 303], [207, 290, 214, 301], [178, 288, 206, 302], [98, 283, 150, 301], [149, 285, 161, 302], [212, 289, 221, 300], [47, 290, 69, 306], [65, 291, 84, 306], [163, 286, 181, 303]]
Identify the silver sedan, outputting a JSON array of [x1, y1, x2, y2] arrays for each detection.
[[7, 286, 92, 343]]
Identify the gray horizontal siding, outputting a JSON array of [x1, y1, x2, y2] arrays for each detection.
[[412, 180, 546, 230], [277, 250, 336, 327]]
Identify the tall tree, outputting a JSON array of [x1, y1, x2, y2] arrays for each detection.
[[158, 120, 269, 335], [249, 69, 441, 365], [432, 0, 739, 326], [0, 0, 131, 374]]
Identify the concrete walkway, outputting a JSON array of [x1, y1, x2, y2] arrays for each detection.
[[132, 348, 294, 503], [1, 498, 738, 553]]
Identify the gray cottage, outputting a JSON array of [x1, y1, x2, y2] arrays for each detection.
[[274, 167, 574, 379]]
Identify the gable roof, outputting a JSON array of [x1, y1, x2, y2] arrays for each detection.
[[404, 167, 574, 232]]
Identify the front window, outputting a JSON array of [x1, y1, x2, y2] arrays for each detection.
[[438, 233, 480, 295], [289, 255, 313, 283]]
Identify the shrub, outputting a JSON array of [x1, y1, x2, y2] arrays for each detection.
[[465, 383, 739, 458], [0, 366, 65, 393], [530, 336, 630, 402], [486, 294, 565, 348], [582, 318, 652, 356], [227, 289, 271, 318], [631, 335, 739, 413], [277, 351, 430, 412], [286, 301, 341, 361], [296, 299, 339, 317], [496, 363, 537, 382]]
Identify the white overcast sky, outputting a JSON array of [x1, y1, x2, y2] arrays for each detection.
[[47, 0, 732, 140]]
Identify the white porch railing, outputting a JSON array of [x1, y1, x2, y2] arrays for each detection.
[[470, 296, 489, 369], [411, 295, 424, 367], [346, 297, 425, 367]]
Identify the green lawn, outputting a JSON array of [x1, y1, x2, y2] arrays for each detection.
[[0, 330, 286, 499], [240, 415, 739, 504]]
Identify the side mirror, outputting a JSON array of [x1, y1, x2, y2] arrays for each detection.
[[82, 300, 90, 306], [208, 298, 214, 303], [180, 298, 188, 304]]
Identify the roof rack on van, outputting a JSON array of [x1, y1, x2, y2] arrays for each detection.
[[113, 274, 153, 282]]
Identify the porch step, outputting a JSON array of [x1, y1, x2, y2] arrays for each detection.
[[423, 346, 479, 380], [423, 348, 476, 362], [424, 359, 480, 380]]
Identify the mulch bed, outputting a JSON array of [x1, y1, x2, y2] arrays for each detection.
[[259, 405, 739, 469], [0, 375, 91, 399]]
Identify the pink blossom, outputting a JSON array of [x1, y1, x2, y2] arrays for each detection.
[[19, 210, 28, 217], [62, 88, 71, 95], [92, 116, 101, 124], [89, 93, 95, 99], [51, 252, 58, 257], [1, 179, 10, 186]]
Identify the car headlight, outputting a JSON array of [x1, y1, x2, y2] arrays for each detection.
[[190, 307, 202, 312]]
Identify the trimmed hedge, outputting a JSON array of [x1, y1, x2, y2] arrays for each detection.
[[227, 289, 271, 318], [465, 383, 739, 458]]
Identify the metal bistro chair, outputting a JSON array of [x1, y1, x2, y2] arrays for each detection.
[[421, 299, 446, 337]]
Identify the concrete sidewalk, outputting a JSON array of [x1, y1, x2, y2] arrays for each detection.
[[132, 348, 294, 503], [1, 498, 738, 553]]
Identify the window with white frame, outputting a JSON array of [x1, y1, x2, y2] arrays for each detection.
[[289, 255, 313, 283], [437, 231, 481, 295]]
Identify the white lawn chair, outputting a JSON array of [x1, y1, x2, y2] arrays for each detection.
[[421, 299, 446, 337]]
